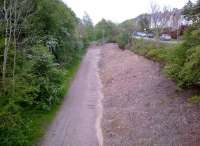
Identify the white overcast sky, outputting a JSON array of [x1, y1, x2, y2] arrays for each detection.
[[62, 0, 194, 24]]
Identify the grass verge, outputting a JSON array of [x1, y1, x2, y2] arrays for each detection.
[[130, 39, 176, 63]]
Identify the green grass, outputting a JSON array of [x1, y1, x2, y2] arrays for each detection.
[[130, 39, 176, 63]]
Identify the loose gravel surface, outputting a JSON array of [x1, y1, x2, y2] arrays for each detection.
[[99, 43, 200, 146]]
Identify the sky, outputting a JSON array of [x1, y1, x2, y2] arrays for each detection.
[[62, 0, 194, 24]]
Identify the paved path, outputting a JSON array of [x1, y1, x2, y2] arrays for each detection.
[[40, 45, 103, 146]]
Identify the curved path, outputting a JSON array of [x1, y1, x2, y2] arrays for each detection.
[[40, 45, 103, 146]]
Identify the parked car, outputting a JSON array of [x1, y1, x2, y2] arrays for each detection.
[[147, 33, 154, 38], [133, 32, 139, 36], [160, 34, 172, 41], [135, 32, 147, 37]]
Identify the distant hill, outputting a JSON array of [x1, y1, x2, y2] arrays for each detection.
[[120, 13, 151, 32]]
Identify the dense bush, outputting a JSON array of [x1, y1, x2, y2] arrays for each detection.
[[164, 0, 200, 88], [114, 32, 130, 49], [165, 26, 200, 87], [94, 19, 119, 43], [0, 0, 86, 145]]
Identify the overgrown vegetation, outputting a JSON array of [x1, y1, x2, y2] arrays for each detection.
[[90, 0, 200, 100], [0, 0, 199, 144], [0, 0, 87, 145], [93, 19, 131, 48], [130, 25, 200, 89], [130, 39, 175, 63], [94, 19, 119, 43], [165, 0, 200, 88], [128, 0, 200, 99]]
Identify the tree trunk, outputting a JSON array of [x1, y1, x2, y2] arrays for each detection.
[[2, 0, 9, 88], [177, 28, 179, 41], [12, 0, 17, 94], [155, 29, 160, 48]]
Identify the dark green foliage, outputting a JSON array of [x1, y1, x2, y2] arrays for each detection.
[[28, 0, 79, 65], [82, 12, 95, 42], [94, 19, 133, 48], [94, 19, 119, 42], [165, 27, 200, 87], [183, 0, 200, 23], [165, 0, 200, 87], [0, 0, 85, 145], [114, 31, 130, 49]]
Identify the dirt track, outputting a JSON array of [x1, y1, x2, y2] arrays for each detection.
[[100, 43, 200, 146], [40, 45, 103, 146], [40, 43, 200, 146]]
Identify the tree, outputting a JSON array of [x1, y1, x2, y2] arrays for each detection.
[[120, 19, 138, 32], [95, 19, 118, 42], [183, 0, 195, 21], [0, 0, 86, 145], [137, 14, 150, 31], [150, 2, 172, 47], [171, 9, 182, 40], [183, 0, 200, 23], [2, 0, 31, 89], [82, 12, 95, 41]]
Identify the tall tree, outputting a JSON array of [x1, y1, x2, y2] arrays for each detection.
[[82, 12, 94, 41], [150, 2, 172, 47], [95, 19, 118, 42], [183, 0, 195, 21], [171, 9, 181, 40], [183, 0, 200, 23], [137, 14, 150, 31]]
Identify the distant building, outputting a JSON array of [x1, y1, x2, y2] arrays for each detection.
[[150, 9, 192, 30], [149, 9, 192, 39]]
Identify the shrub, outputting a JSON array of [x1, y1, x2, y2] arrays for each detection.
[[115, 32, 129, 49], [0, 0, 85, 145], [130, 39, 174, 62], [165, 26, 200, 88]]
